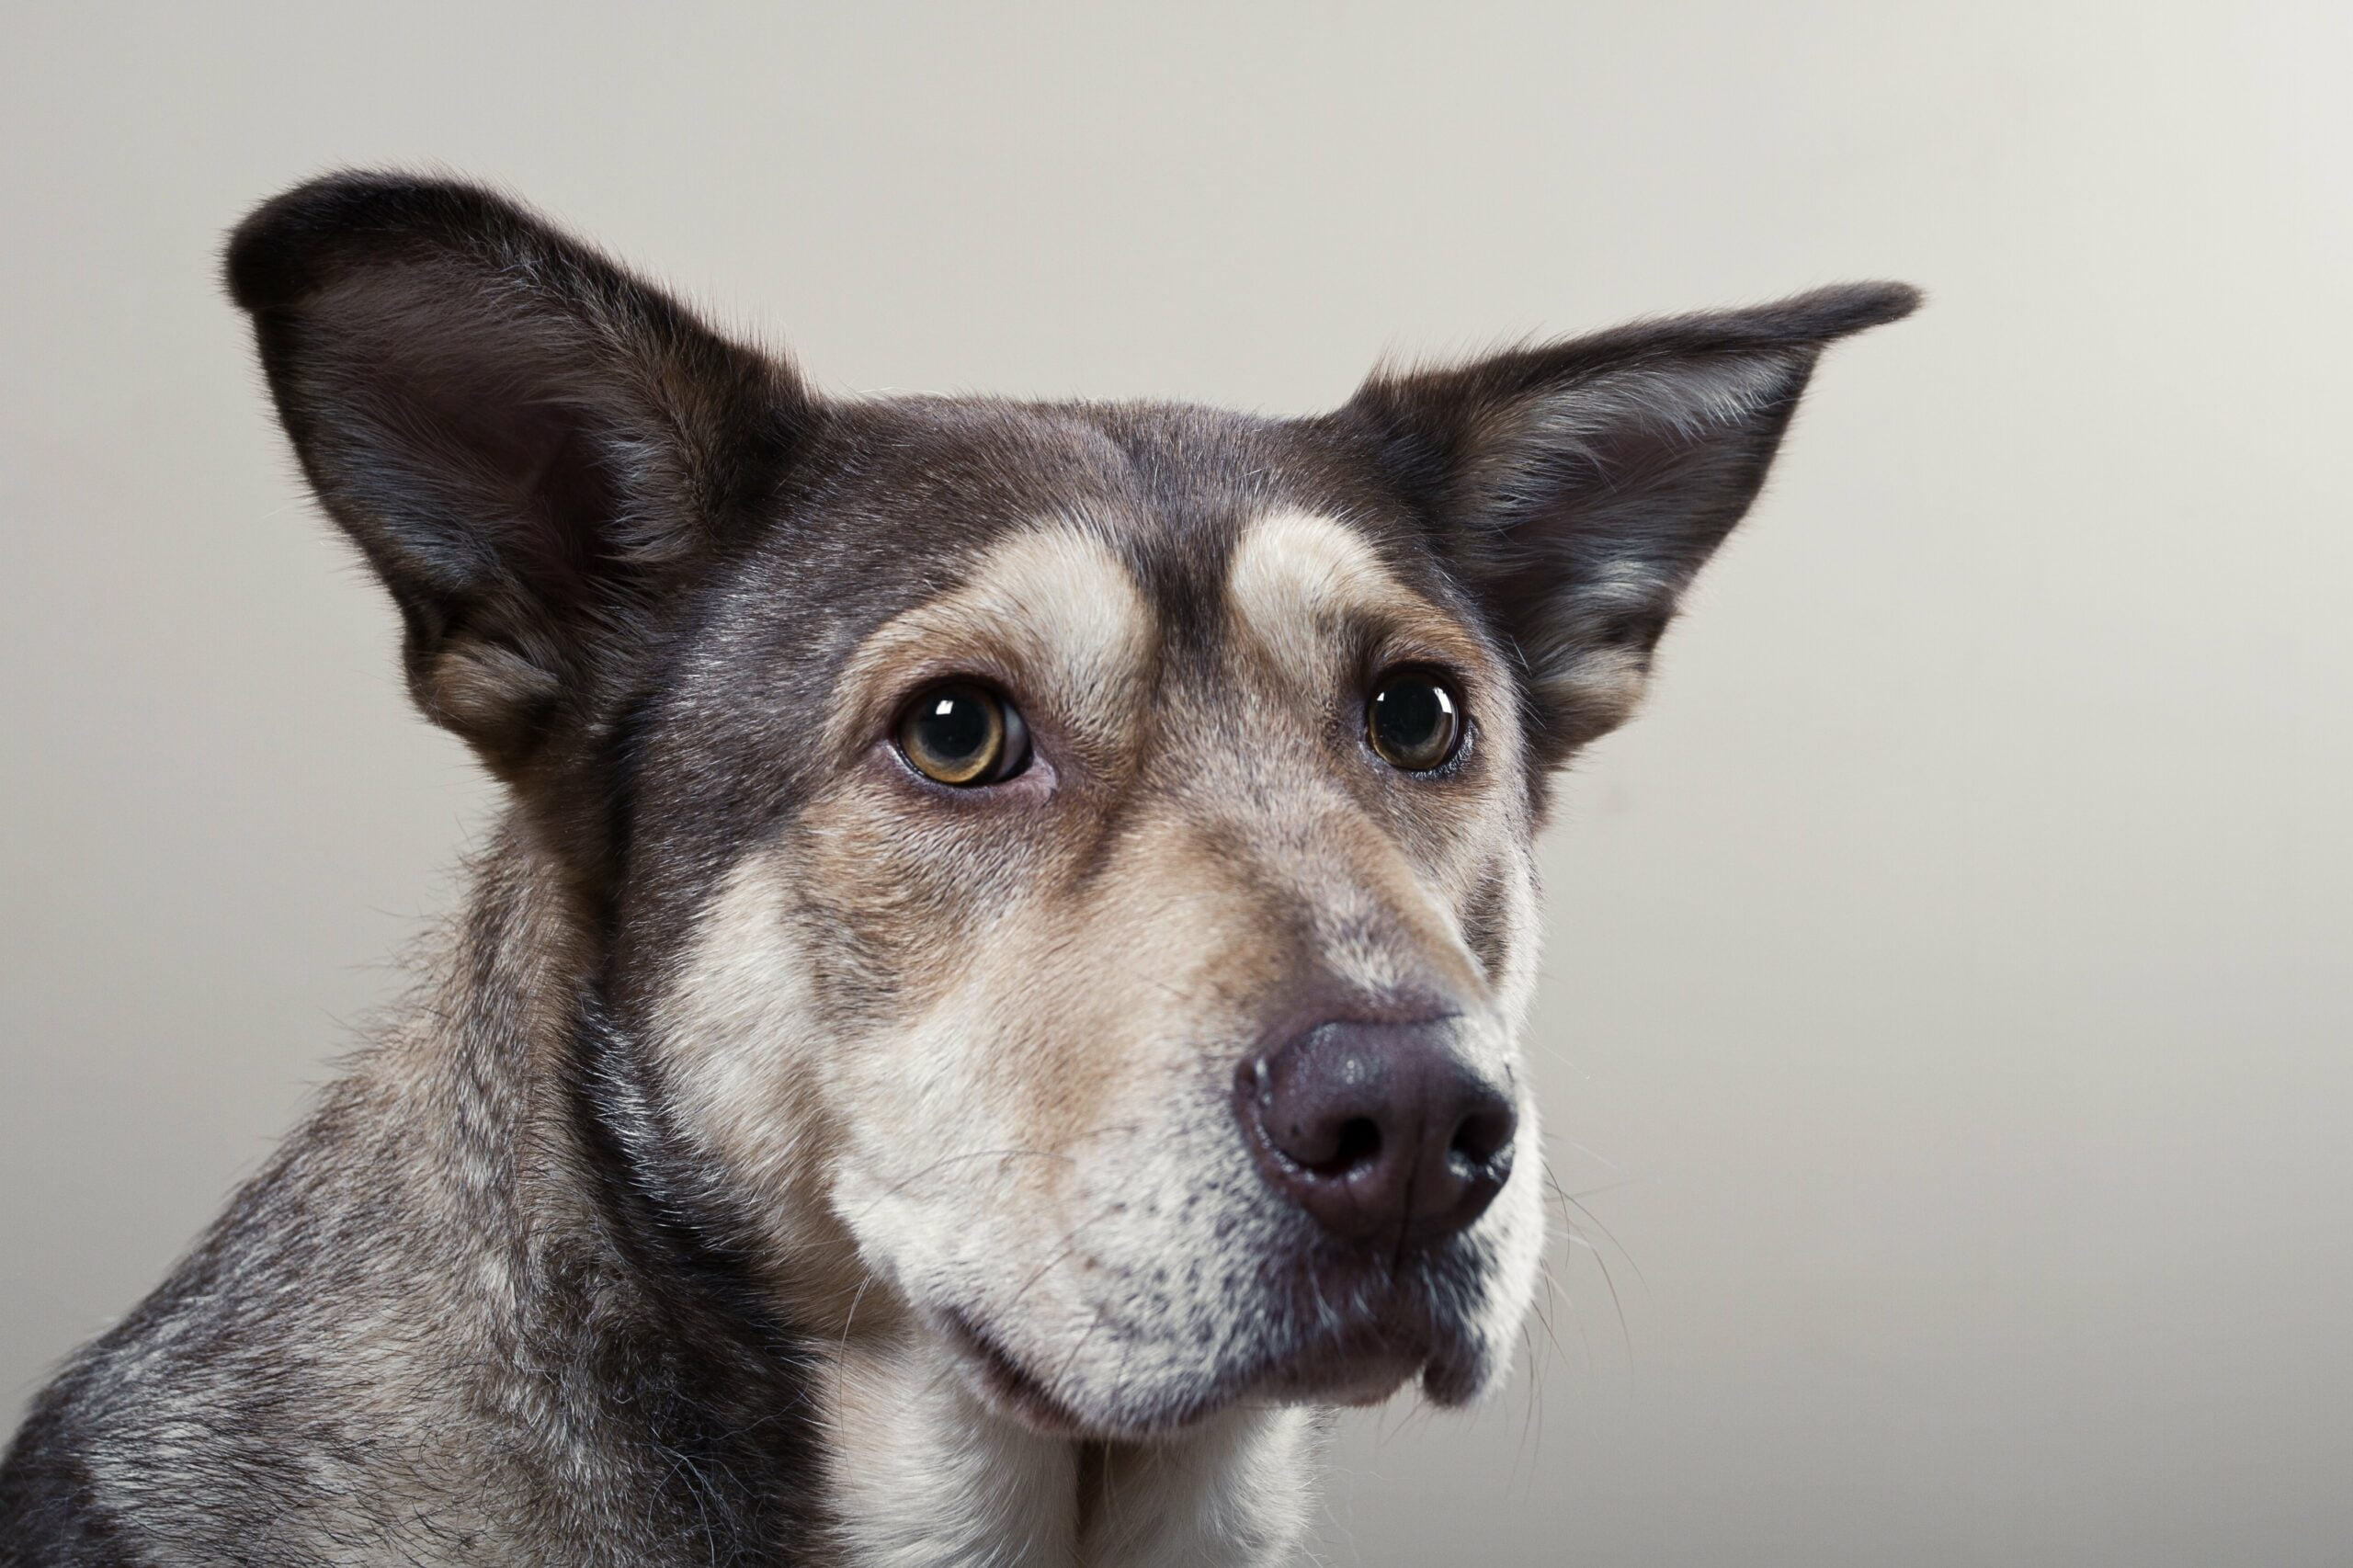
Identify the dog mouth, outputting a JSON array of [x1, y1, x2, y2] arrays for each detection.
[[938, 1306, 1105, 1438], [937, 1272, 1483, 1440]]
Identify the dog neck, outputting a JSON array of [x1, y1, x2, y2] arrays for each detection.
[[819, 1333, 1320, 1565]]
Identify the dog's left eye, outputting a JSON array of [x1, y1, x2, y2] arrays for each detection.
[[896, 682, 1031, 786], [1367, 669, 1464, 771]]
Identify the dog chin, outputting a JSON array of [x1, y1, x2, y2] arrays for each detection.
[[937, 1303, 1496, 1442]]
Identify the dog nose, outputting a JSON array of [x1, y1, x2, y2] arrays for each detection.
[[1234, 1018, 1518, 1245]]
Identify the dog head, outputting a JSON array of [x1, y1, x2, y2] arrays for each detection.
[[228, 174, 1913, 1438]]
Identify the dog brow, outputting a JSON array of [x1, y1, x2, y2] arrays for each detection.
[[1222, 508, 1482, 679], [829, 521, 1154, 756]]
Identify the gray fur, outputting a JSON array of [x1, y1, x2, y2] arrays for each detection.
[[0, 172, 1915, 1564]]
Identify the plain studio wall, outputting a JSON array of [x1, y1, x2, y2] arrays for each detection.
[[3, 5, 2347, 1564]]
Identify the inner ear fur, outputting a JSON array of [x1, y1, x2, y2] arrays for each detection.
[[226, 171, 821, 777], [1342, 282, 1920, 767]]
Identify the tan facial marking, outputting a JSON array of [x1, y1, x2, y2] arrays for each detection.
[[653, 846, 877, 1330], [1222, 508, 1484, 684], [1219, 508, 1525, 996], [828, 519, 1154, 761], [748, 522, 1165, 1269]]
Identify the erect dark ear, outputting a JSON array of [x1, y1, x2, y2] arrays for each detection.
[[226, 172, 819, 777], [1342, 283, 1919, 766]]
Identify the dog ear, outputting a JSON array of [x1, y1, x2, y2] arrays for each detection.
[[1342, 283, 1918, 766], [226, 172, 819, 778]]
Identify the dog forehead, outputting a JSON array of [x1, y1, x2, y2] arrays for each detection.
[[795, 398, 1418, 661], [836, 503, 1446, 707], [643, 399, 1389, 780], [810, 396, 1397, 560]]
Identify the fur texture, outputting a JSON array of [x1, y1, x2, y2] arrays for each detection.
[[0, 172, 1915, 1565]]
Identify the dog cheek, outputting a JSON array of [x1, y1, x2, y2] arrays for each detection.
[[646, 848, 876, 1312], [821, 946, 1117, 1324], [795, 779, 1058, 1028]]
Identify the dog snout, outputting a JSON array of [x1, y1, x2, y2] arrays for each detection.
[[1234, 1017, 1517, 1246]]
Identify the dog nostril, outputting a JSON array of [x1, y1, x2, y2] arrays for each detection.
[[1449, 1105, 1515, 1169], [1315, 1117, 1383, 1176]]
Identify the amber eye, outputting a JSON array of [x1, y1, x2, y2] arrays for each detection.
[[1367, 669, 1463, 771], [896, 682, 1030, 786]]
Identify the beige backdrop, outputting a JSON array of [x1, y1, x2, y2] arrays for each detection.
[[5, 4, 2348, 1564]]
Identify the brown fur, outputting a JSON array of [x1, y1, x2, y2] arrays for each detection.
[[0, 172, 1915, 1565]]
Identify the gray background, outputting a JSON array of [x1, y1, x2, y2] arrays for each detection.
[[5, 4, 2348, 1564]]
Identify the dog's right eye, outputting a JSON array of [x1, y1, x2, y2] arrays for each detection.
[[896, 682, 1031, 787]]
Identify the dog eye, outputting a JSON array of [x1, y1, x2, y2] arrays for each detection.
[[1367, 670, 1463, 772], [896, 682, 1030, 786]]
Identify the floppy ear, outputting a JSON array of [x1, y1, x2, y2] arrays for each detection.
[[226, 172, 819, 778], [1342, 283, 1918, 766]]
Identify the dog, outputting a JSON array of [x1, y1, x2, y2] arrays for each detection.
[[0, 172, 1915, 1565]]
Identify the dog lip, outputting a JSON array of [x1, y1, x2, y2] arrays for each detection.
[[1230, 1331, 1427, 1408], [1145, 1320, 1439, 1431], [938, 1305, 1102, 1439], [938, 1294, 1453, 1439]]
